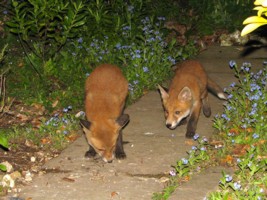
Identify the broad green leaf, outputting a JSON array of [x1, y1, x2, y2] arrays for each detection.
[[241, 23, 266, 36], [0, 135, 8, 148], [0, 164, 7, 172], [243, 16, 267, 24]]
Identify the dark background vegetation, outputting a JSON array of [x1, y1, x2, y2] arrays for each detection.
[[0, 0, 254, 110]]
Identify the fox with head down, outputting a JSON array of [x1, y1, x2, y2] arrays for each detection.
[[80, 64, 129, 163]]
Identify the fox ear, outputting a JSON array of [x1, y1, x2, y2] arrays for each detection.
[[116, 114, 129, 128], [158, 84, 169, 100], [80, 119, 91, 130], [178, 87, 192, 101]]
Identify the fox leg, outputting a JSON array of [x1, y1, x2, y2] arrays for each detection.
[[115, 130, 126, 159], [85, 145, 97, 158], [186, 100, 201, 138], [202, 92, 211, 117]]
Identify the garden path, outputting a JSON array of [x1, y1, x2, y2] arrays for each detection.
[[6, 44, 267, 200]]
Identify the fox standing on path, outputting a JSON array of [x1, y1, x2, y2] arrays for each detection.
[[158, 60, 227, 138], [80, 64, 129, 163]]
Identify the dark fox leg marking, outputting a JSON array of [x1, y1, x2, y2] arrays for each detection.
[[85, 145, 97, 158], [186, 101, 201, 138], [115, 130, 126, 159], [202, 96, 211, 117]]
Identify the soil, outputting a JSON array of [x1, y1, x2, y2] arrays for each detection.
[[0, 101, 65, 195]]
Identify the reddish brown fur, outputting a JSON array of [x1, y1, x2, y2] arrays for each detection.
[[85, 64, 128, 121], [158, 60, 226, 138], [82, 64, 128, 162]]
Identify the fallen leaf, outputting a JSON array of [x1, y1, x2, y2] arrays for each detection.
[[16, 113, 29, 121], [229, 128, 240, 135], [66, 133, 80, 142], [41, 137, 52, 144], [222, 155, 234, 165], [52, 100, 59, 108], [111, 191, 118, 198], [232, 144, 250, 157]]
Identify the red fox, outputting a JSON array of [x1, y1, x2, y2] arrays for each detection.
[[158, 60, 226, 138], [80, 64, 129, 163]]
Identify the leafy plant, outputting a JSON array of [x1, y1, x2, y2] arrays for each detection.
[[7, 0, 87, 76], [241, 0, 267, 36], [0, 44, 9, 172], [207, 61, 267, 199], [153, 135, 211, 200]]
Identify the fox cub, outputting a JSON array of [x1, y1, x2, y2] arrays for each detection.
[[80, 64, 129, 163], [158, 60, 226, 138]]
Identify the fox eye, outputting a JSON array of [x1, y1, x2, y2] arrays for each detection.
[[175, 111, 180, 115]]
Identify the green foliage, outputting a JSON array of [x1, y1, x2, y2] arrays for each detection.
[[172, 0, 254, 35], [208, 61, 267, 199], [154, 61, 267, 199], [0, 44, 9, 172], [6, 108, 81, 150], [7, 0, 87, 75], [7, 1, 197, 109], [153, 135, 211, 199]]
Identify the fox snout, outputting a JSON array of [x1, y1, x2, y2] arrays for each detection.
[[166, 120, 183, 130], [102, 155, 115, 163]]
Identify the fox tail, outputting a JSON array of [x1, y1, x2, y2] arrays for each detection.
[[207, 78, 227, 100]]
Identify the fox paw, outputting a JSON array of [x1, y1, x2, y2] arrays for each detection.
[[115, 152, 126, 160], [85, 150, 96, 158], [186, 131, 195, 138]]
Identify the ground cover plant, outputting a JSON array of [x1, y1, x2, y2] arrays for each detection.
[[152, 61, 267, 200]]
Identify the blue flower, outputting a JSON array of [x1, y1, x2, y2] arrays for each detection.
[[191, 146, 197, 150], [63, 130, 69, 135], [221, 114, 230, 121], [193, 134, 200, 140], [229, 60, 236, 69], [252, 133, 259, 139], [143, 67, 149, 72], [202, 137, 208, 143], [200, 147, 206, 151], [157, 16, 166, 21], [133, 80, 139, 85], [77, 37, 83, 43], [227, 94, 233, 99], [233, 182, 241, 190], [115, 43, 121, 50], [181, 158, 189, 165], [169, 170, 176, 176], [225, 174, 232, 182]]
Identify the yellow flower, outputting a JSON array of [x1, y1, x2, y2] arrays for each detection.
[[254, 0, 267, 7]]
